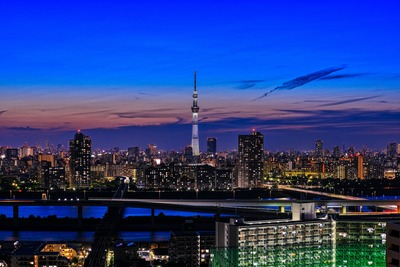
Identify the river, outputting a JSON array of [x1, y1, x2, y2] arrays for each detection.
[[0, 206, 212, 242]]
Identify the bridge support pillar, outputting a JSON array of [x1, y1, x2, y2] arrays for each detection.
[[359, 206, 363, 212], [13, 205, 19, 224], [215, 212, 220, 222], [151, 208, 155, 226], [279, 206, 285, 213], [78, 205, 83, 227], [340, 206, 347, 214]]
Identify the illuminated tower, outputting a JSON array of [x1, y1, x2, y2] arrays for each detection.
[[191, 71, 200, 156]]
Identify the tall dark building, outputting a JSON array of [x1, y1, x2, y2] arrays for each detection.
[[315, 139, 323, 157], [69, 130, 91, 188], [5, 148, 18, 160], [333, 146, 341, 158], [347, 146, 355, 156], [237, 130, 264, 188], [207, 137, 217, 155], [387, 142, 397, 158]]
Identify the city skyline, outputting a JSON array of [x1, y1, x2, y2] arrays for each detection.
[[1, 1, 400, 151]]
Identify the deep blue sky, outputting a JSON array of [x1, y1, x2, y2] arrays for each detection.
[[0, 1, 399, 151]]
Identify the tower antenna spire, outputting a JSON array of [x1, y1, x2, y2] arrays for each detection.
[[194, 70, 197, 91]]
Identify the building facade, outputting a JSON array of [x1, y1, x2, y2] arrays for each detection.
[[207, 138, 217, 155], [315, 139, 323, 157], [69, 131, 91, 188], [237, 130, 264, 188], [386, 221, 400, 267], [214, 217, 335, 267]]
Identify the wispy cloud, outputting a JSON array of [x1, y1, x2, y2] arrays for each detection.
[[5, 126, 41, 131], [0, 110, 7, 115], [114, 108, 185, 119], [198, 117, 209, 122], [236, 80, 265, 90], [138, 91, 153, 95], [316, 95, 381, 107], [303, 100, 331, 103], [206, 109, 400, 135], [69, 110, 114, 116], [319, 73, 369, 80], [174, 117, 185, 124], [253, 64, 348, 101]]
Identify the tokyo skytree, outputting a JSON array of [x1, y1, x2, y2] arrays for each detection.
[[191, 71, 200, 156]]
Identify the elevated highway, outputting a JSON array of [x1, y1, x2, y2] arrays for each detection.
[[2, 198, 400, 218]]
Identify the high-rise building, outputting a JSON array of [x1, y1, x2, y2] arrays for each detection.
[[5, 148, 18, 160], [214, 204, 334, 267], [348, 146, 355, 156], [387, 142, 397, 158], [357, 155, 365, 179], [333, 146, 341, 158], [387, 222, 400, 266], [191, 71, 200, 156], [237, 130, 264, 188], [147, 144, 157, 157], [207, 137, 217, 155], [315, 139, 323, 157], [69, 130, 91, 188], [19, 145, 34, 158], [169, 221, 214, 267]]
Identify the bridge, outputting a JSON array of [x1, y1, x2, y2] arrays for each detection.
[[84, 181, 129, 267], [279, 185, 398, 213], [2, 197, 400, 220]]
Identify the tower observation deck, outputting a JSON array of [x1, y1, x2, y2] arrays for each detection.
[[191, 71, 200, 156]]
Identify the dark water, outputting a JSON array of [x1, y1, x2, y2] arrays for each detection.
[[0, 230, 171, 242], [0, 206, 214, 218], [0, 206, 209, 242]]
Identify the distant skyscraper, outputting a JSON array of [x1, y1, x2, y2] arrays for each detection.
[[333, 146, 341, 158], [184, 145, 193, 163], [237, 130, 264, 188], [315, 139, 323, 157], [5, 148, 18, 160], [348, 146, 355, 156], [357, 155, 365, 179], [387, 142, 397, 158], [69, 130, 91, 188], [207, 137, 217, 155], [19, 145, 34, 158], [147, 144, 157, 156], [191, 71, 200, 156]]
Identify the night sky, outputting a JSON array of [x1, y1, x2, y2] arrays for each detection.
[[1, 1, 399, 151]]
